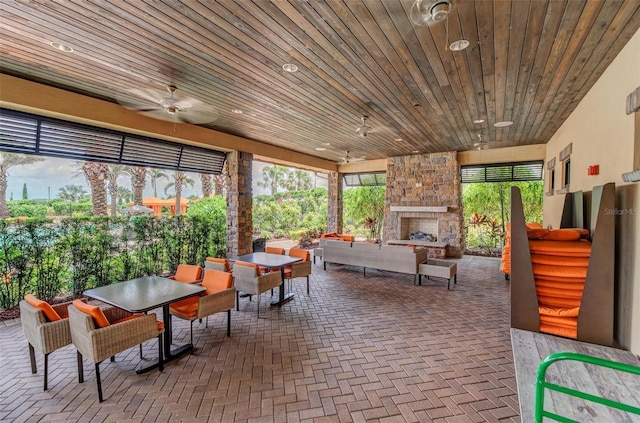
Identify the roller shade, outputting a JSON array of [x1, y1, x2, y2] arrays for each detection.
[[461, 161, 543, 183], [0, 108, 226, 174]]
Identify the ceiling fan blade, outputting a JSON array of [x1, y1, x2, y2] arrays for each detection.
[[174, 106, 219, 124], [125, 88, 168, 105]]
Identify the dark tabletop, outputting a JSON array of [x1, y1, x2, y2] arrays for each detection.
[[83, 276, 205, 313], [232, 252, 302, 268]]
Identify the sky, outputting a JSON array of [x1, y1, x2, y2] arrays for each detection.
[[6, 157, 327, 200]]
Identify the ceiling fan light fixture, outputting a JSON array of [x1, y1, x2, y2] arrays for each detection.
[[430, 1, 451, 21], [282, 63, 298, 73], [449, 39, 470, 51], [49, 41, 73, 52]]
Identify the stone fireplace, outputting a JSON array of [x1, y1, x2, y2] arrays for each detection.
[[383, 152, 465, 258], [400, 217, 438, 242]]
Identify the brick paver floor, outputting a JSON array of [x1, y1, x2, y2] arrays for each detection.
[[0, 255, 519, 422]]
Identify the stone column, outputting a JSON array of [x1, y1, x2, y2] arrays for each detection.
[[226, 151, 253, 257], [327, 171, 343, 233]]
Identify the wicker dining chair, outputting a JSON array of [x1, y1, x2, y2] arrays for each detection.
[[68, 300, 164, 402], [285, 248, 312, 294], [19, 295, 86, 391], [233, 261, 282, 317], [170, 269, 236, 344]]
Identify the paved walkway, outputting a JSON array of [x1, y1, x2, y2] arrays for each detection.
[[0, 256, 519, 422]]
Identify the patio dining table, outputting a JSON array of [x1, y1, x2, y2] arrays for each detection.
[[231, 252, 301, 306], [83, 276, 204, 373]]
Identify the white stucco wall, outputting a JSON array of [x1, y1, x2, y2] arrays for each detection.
[[544, 27, 640, 355]]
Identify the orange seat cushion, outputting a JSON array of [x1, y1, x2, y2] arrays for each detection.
[[533, 274, 586, 283], [170, 297, 199, 317], [202, 269, 233, 294], [536, 285, 584, 299], [527, 228, 551, 239], [173, 264, 203, 282], [539, 305, 580, 317], [525, 222, 543, 229], [72, 299, 110, 328], [289, 248, 310, 262], [528, 240, 592, 257], [235, 261, 261, 276], [265, 247, 285, 255], [539, 314, 578, 328], [339, 235, 355, 242], [535, 279, 585, 292], [530, 254, 590, 267], [532, 264, 588, 279], [321, 232, 337, 239], [25, 294, 62, 322], [540, 324, 577, 339], [537, 295, 582, 308], [542, 229, 584, 242]]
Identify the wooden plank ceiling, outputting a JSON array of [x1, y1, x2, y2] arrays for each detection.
[[1, 0, 639, 164]]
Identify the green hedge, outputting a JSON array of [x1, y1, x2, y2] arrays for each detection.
[[0, 197, 227, 309]]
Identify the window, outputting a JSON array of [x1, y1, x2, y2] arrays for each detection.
[[546, 157, 556, 196], [460, 161, 544, 183], [557, 143, 572, 193], [343, 172, 386, 187]]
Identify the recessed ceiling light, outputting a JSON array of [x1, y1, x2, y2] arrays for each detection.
[[49, 42, 73, 52], [473, 119, 485, 124], [231, 109, 243, 114], [323, 142, 330, 145], [282, 63, 298, 73], [494, 121, 514, 127], [315, 147, 326, 151], [412, 150, 419, 153], [449, 39, 470, 51], [395, 138, 403, 142]]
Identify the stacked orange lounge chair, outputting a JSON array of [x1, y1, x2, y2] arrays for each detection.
[[527, 227, 590, 339], [501, 222, 542, 280]]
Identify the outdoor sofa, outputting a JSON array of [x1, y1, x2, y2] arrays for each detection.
[[322, 239, 428, 282]]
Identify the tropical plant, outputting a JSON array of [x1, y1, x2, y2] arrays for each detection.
[[0, 152, 44, 218], [58, 184, 89, 202], [128, 166, 147, 205], [81, 161, 109, 216], [148, 169, 167, 198], [462, 181, 543, 249], [343, 186, 385, 239]]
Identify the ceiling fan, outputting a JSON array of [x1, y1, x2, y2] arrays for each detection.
[[409, 0, 469, 51], [116, 85, 219, 124], [410, 0, 453, 27], [355, 116, 373, 138], [338, 150, 366, 164], [473, 133, 490, 150]]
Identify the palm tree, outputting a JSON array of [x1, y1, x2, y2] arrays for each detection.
[[284, 169, 313, 191], [214, 161, 228, 198], [117, 186, 133, 205], [106, 164, 129, 217], [149, 169, 167, 197], [0, 152, 44, 218], [58, 184, 89, 202], [82, 161, 109, 216], [128, 166, 147, 205], [164, 171, 194, 215], [201, 173, 212, 198], [257, 165, 289, 195]]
